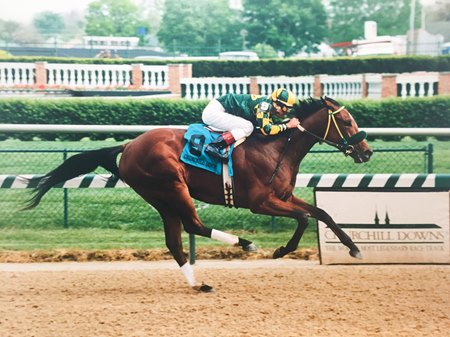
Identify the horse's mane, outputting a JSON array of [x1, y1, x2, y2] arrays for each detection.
[[293, 96, 341, 120]]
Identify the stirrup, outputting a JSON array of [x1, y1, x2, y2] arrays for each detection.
[[205, 144, 228, 161]]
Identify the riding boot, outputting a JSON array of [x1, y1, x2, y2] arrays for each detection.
[[205, 132, 235, 161]]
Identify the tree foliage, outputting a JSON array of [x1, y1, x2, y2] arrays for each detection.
[[242, 0, 328, 56], [157, 0, 242, 55], [0, 19, 21, 42], [327, 0, 421, 43], [85, 0, 148, 37], [33, 12, 65, 37], [253, 43, 278, 59]]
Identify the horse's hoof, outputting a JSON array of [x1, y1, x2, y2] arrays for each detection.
[[243, 243, 257, 252], [349, 249, 363, 259], [193, 283, 214, 292], [273, 246, 286, 259]]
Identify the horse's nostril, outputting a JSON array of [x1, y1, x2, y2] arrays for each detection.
[[364, 149, 373, 159]]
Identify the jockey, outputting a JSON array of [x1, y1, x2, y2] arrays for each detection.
[[202, 88, 301, 161]]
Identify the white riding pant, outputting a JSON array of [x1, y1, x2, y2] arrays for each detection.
[[201, 99, 254, 141]]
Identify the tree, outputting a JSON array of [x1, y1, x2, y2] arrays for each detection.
[[33, 12, 65, 38], [327, 0, 421, 43], [253, 43, 278, 58], [139, 0, 165, 36], [58, 11, 85, 42], [0, 19, 21, 42], [85, 0, 148, 38], [242, 0, 328, 56], [157, 0, 242, 55], [0, 19, 42, 44]]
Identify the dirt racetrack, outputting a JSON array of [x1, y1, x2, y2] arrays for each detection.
[[1, 258, 449, 337]]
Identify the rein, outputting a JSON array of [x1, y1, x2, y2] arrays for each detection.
[[268, 130, 293, 184], [268, 101, 367, 184]]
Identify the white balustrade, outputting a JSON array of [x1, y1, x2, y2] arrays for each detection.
[[141, 65, 168, 89], [320, 74, 363, 99], [181, 77, 251, 99], [396, 72, 438, 98], [365, 74, 382, 99], [0, 62, 35, 86], [257, 76, 315, 98], [46, 63, 133, 88], [0, 61, 445, 100]]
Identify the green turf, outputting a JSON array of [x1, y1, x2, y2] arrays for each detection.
[[0, 137, 448, 251]]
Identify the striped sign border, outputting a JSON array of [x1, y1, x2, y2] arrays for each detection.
[[0, 174, 128, 189], [295, 173, 450, 189], [1, 174, 450, 189]]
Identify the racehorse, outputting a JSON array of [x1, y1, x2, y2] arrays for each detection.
[[25, 96, 372, 292]]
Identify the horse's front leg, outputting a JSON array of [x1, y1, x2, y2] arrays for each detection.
[[309, 205, 362, 259], [253, 194, 362, 259], [250, 194, 310, 258]]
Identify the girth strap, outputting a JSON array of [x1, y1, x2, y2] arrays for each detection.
[[222, 160, 234, 207]]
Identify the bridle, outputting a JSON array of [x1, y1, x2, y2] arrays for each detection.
[[297, 100, 366, 156], [268, 98, 367, 184]]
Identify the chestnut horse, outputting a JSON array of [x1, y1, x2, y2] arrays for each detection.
[[26, 96, 372, 292]]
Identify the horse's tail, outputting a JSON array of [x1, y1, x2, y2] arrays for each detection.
[[23, 145, 125, 210]]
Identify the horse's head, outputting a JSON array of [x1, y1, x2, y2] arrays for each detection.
[[295, 97, 372, 163]]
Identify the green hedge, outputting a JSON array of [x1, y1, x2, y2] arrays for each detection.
[[2, 55, 450, 77], [189, 56, 450, 77], [1, 96, 449, 141], [0, 98, 206, 140]]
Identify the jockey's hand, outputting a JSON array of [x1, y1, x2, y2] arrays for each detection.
[[286, 117, 300, 129]]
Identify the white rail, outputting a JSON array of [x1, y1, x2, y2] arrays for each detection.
[[0, 124, 449, 136], [3, 173, 450, 189]]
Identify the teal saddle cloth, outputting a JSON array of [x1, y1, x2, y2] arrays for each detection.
[[180, 123, 234, 176]]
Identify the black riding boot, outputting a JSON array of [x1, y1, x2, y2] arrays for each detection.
[[205, 132, 235, 161]]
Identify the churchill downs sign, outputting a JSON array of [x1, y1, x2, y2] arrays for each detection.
[[316, 190, 450, 264]]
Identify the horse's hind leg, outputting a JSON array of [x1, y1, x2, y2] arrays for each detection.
[[171, 183, 257, 252], [150, 200, 213, 292]]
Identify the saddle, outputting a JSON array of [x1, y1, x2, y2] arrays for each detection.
[[180, 123, 245, 207]]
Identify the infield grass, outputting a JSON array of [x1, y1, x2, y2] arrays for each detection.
[[0, 137, 448, 251]]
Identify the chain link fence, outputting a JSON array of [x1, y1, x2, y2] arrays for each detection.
[[0, 142, 433, 232]]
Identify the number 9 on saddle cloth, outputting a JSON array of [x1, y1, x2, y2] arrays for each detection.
[[181, 123, 235, 176]]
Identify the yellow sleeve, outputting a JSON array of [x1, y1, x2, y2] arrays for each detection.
[[255, 103, 287, 136]]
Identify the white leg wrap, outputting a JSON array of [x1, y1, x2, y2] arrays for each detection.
[[180, 262, 196, 287], [211, 229, 239, 245]]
